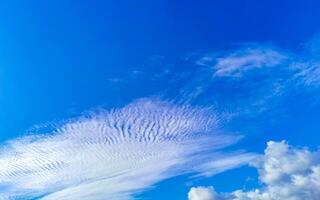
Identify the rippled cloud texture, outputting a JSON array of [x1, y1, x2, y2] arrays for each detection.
[[0, 99, 246, 200]]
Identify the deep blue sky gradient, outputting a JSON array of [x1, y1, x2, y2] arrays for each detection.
[[0, 1, 320, 199]]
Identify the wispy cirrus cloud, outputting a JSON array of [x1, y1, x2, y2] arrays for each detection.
[[196, 152, 257, 177], [195, 40, 320, 87], [174, 38, 320, 122], [0, 99, 247, 200], [197, 46, 288, 78]]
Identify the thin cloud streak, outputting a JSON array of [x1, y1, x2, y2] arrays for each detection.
[[196, 153, 257, 177]]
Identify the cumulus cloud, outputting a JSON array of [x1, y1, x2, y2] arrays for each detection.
[[231, 140, 320, 200], [0, 99, 247, 200], [189, 140, 320, 200], [188, 186, 217, 200]]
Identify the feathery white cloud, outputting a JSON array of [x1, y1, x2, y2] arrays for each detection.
[[214, 48, 287, 77], [0, 99, 245, 200], [196, 41, 320, 87], [196, 153, 257, 177], [197, 46, 287, 78]]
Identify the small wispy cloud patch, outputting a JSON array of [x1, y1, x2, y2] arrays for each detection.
[[293, 60, 320, 87], [197, 46, 287, 78], [188, 140, 320, 200], [195, 40, 320, 87], [0, 99, 246, 200], [174, 39, 320, 122]]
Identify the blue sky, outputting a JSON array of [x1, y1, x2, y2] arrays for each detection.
[[0, 1, 320, 200]]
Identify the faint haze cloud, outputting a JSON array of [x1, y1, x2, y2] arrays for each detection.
[[106, 77, 126, 84]]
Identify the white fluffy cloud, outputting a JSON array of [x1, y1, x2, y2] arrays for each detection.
[[189, 140, 320, 200], [0, 99, 247, 200], [188, 186, 217, 200], [231, 141, 320, 200]]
